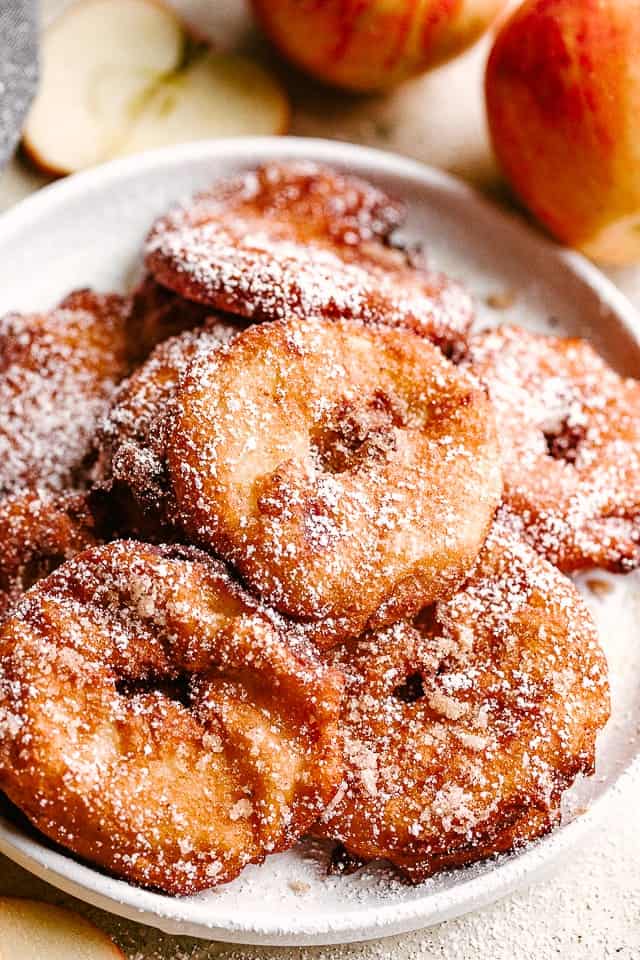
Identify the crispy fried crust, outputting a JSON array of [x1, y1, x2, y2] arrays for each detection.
[[0, 490, 99, 621], [314, 525, 610, 880], [0, 541, 344, 894], [144, 162, 473, 357], [167, 317, 502, 644], [0, 290, 131, 495], [95, 320, 245, 538], [466, 325, 640, 572], [127, 273, 223, 362]]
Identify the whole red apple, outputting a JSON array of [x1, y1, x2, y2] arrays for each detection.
[[252, 0, 507, 92], [486, 0, 640, 264]]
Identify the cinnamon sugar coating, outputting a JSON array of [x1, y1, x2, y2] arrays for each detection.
[[0, 541, 343, 894], [0, 289, 131, 495], [167, 317, 502, 644], [466, 325, 640, 572], [315, 526, 610, 881], [144, 162, 473, 357], [0, 490, 99, 621]]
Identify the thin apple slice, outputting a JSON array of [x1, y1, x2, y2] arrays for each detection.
[[23, 0, 185, 175], [0, 898, 124, 959], [113, 51, 290, 157]]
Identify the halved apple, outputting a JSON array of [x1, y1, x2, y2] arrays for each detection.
[[24, 0, 185, 174], [23, 0, 290, 176], [113, 52, 290, 158], [0, 898, 124, 959]]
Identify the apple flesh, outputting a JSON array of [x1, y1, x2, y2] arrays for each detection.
[[486, 0, 640, 265], [23, 0, 289, 176], [113, 52, 290, 157], [24, 0, 185, 173], [0, 898, 124, 959], [251, 0, 507, 92]]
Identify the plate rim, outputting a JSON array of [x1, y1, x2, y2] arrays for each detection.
[[0, 135, 638, 946]]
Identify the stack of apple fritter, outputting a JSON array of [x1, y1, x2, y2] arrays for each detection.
[[0, 164, 622, 893]]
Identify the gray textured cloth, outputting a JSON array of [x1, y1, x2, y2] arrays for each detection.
[[0, 0, 38, 167]]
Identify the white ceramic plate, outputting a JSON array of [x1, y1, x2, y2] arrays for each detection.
[[0, 137, 639, 947]]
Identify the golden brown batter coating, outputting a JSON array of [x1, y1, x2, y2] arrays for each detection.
[[0, 490, 99, 621], [144, 162, 473, 357], [167, 317, 502, 644], [95, 319, 245, 537], [0, 289, 131, 495], [127, 273, 222, 362], [0, 541, 344, 894], [466, 325, 640, 572], [315, 526, 610, 880]]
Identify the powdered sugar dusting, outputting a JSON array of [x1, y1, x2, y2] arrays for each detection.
[[0, 290, 131, 495], [317, 525, 610, 881], [96, 317, 245, 531], [168, 316, 502, 641], [0, 541, 343, 895], [466, 326, 640, 572], [144, 162, 473, 356], [0, 155, 630, 933], [0, 488, 98, 621]]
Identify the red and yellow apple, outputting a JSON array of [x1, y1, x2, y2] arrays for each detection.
[[486, 0, 640, 265], [251, 0, 508, 92]]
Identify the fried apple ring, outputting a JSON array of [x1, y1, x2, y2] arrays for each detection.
[[128, 273, 220, 362], [144, 162, 473, 356], [0, 290, 131, 495], [465, 325, 640, 572], [167, 317, 502, 644], [315, 525, 610, 881], [0, 541, 343, 894], [0, 490, 98, 621], [95, 319, 244, 537]]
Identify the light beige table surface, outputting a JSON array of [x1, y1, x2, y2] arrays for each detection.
[[0, 2, 638, 957]]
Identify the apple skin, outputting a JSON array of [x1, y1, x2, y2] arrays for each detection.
[[251, 0, 508, 92], [486, 0, 640, 265]]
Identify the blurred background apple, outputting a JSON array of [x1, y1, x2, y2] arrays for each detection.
[[486, 0, 640, 265], [251, 0, 508, 92]]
